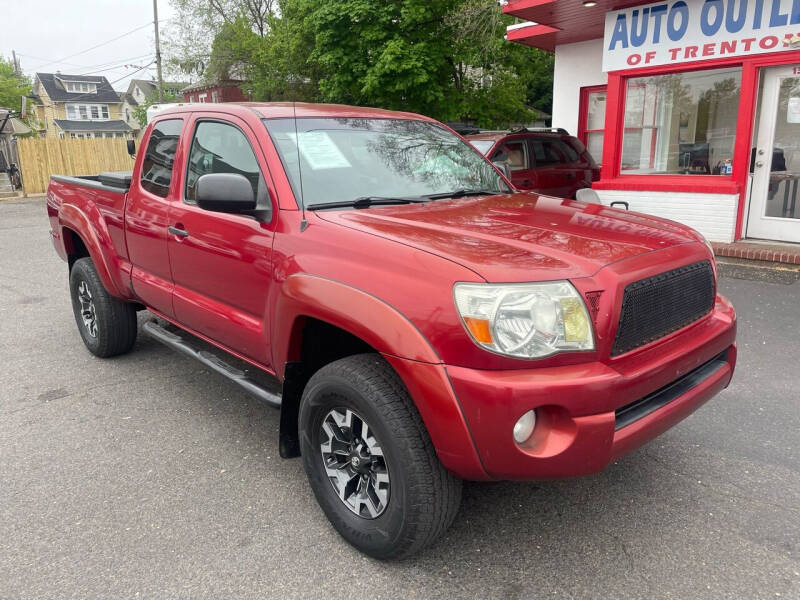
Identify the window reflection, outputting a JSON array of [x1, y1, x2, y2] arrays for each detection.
[[621, 68, 741, 176], [185, 121, 264, 202], [264, 118, 508, 206], [140, 119, 183, 198]]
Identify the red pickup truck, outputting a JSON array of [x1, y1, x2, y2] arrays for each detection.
[[46, 102, 737, 559]]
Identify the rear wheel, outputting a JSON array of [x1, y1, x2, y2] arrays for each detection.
[[69, 257, 137, 357], [299, 354, 462, 559]]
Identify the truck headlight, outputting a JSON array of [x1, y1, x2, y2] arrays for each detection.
[[453, 281, 595, 358]]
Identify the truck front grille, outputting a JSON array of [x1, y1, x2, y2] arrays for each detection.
[[611, 260, 715, 357]]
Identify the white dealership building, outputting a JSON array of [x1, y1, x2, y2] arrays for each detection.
[[505, 0, 800, 245]]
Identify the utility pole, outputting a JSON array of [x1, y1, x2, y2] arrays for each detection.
[[153, 0, 164, 101], [11, 49, 19, 74]]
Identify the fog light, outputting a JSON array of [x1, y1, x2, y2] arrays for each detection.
[[513, 410, 537, 444]]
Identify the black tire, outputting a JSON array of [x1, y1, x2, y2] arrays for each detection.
[[299, 354, 462, 559], [69, 257, 137, 358]]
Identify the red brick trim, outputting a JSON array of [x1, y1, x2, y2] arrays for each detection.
[[712, 242, 800, 265]]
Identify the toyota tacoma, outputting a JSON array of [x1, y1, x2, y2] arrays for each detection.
[[46, 102, 737, 559]]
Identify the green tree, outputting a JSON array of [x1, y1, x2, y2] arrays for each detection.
[[164, 0, 277, 79], [297, 0, 552, 126], [166, 0, 554, 127], [0, 56, 32, 114], [132, 90, 181, 127]]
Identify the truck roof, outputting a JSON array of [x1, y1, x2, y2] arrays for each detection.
[[152, 102, 436, 123]]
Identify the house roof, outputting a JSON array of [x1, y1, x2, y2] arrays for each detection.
[[7, 117, 32, 135], [181, 79, 244, 94], [130, 79, 157, 97], [117, 92, 138, 106], [504, 0, 650, 52], [36, 73, 122, 103], [54, 119, 132, 132], [0, 109, 32, 135], [129, 79, 189, 98]]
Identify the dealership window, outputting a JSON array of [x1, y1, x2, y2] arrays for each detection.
[[579, 86, 607, 166], [620, 67, 742, 176]]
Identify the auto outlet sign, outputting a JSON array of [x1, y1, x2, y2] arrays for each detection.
[[603, 0, 800, 71]]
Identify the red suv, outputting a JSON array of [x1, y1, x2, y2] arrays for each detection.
[[467, 128, 600, 198]]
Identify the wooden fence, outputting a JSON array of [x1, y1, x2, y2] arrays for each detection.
[[17, 137, 135, 194]]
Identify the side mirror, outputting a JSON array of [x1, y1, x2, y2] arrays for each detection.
[[196, 173, 257, 213], [575, 188, 601, 204], [492, 160, 512, 180], [126, 139, 136, 157]]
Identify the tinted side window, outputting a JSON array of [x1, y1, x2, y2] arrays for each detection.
[[566, 137, 597, 166], [530, 138, 567, 167], [140, 119, 183, 197], [491, 141, 528, 171], [557, 139, 580, 162], [185, 121, 264, 203]]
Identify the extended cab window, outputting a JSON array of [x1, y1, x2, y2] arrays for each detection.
[[185, 121, 265, 203], [140, 119, 183, 198]]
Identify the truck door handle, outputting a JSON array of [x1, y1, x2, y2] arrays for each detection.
[[522, 180, 534, 186], [168, 226, 189, 238]]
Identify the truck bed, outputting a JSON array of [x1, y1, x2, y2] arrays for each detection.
[[47, 173, 133, 298], [51, 171, 132, 191]]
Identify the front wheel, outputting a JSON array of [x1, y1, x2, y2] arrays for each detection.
[[299, 354, 462, 559]]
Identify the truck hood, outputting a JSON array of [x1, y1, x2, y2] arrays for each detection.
[[314, 193, 701, 282]]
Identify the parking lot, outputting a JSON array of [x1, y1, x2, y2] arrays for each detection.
[[1, 197, 798, 599]]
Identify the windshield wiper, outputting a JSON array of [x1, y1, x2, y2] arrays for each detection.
[[306, 196, 427, 210], [424, 189, 500, 200]]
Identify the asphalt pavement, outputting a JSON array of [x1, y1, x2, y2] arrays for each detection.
[[1, 197, 798, 599]]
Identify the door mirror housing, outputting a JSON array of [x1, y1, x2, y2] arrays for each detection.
[[196, 173, 257, 213], [126, 139, 136, 157]]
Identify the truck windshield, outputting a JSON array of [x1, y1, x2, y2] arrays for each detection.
[[263, 118, 509, 208]]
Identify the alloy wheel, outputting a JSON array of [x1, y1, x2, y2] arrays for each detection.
[[77, 280, 97, 338], [320, 407, 390, 519]]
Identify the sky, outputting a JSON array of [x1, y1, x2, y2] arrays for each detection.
[[1, 0, 179, 92]]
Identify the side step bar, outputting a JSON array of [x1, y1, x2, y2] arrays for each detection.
[[143, 321, 281, 409]]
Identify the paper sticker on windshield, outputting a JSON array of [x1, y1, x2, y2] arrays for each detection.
[[288, 131, 351, 170]]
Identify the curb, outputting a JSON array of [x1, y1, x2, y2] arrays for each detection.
[[717, 256, 800, 285], [0, 194, 46, 203]]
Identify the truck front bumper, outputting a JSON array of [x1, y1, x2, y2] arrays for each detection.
[[442, 295, 737, 481]]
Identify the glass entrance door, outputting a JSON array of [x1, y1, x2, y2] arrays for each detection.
[[747, 66, 800, 243]]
